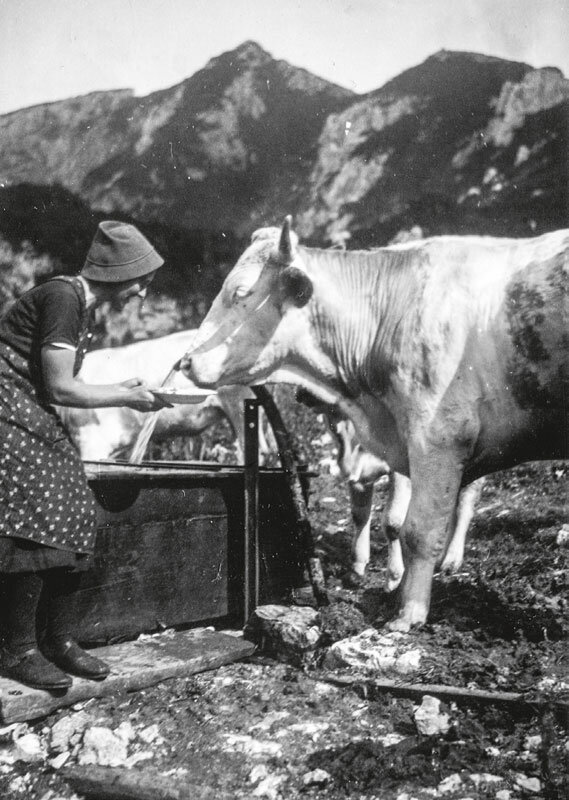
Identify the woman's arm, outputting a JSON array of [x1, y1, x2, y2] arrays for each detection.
[[41, 346, 166, 411]]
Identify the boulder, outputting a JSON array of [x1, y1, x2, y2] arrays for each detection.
[[413, 695, 451, 736], [323, 628, 423, 675], [244, 605, 322, 664]]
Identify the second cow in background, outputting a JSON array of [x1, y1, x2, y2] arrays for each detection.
[[56, 330, 272, 462]]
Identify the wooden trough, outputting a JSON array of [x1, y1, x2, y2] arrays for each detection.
[[73, 399, 312, 644], [0, 399, 314, 722], [77, 459, 309, 643]]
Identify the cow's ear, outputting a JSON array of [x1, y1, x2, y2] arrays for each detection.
[[278, 216, 293, 261], [278, 266, 313, 308]]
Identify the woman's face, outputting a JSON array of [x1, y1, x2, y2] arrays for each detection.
[[107, 272, 156, 311]]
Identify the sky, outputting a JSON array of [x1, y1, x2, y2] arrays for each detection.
[[1, 0, 568, 115]]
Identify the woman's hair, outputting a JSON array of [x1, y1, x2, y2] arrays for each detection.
[[84, 271, 155, 292], [84, 277, 135, 291]]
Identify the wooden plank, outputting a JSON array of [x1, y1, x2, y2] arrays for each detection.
[[84, 460, 317, 480], [62, 765, 234, 800], [244, 399, 260, 623], [253, 386, 328, 604], [84, 461, 243, 483], [0, 629, 255, 724], [319, 673, 569, 725]]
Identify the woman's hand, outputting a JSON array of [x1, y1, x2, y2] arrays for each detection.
[[120, 379, 172, 411]]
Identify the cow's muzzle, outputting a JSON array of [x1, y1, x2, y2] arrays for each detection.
[[177, 354, 192, 377]]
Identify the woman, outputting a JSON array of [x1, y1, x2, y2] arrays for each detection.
[[0, 220, 169, 691]]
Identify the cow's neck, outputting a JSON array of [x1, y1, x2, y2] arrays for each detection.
[[297, 245, 423, 397]]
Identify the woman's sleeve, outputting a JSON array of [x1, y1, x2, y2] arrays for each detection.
[[38, 282, 83, 348]]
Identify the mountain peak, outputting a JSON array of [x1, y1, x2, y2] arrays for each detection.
[[428, 48, 530, 68], [371, 47, 532, 100], [204, 40, 273, 72], [233, 40, 271, 60]]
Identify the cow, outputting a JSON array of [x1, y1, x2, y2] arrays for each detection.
[[299, 389, 485, 590], [180, 217, 568, 631], [56, 330, 271, 462]]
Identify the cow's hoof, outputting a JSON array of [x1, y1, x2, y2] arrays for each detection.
[[385, 573, 404, 593], [342, 570, 365, 590], [385, 606, 427, 633], [439, 556, 462, 575], [385, 617, 412, 633]]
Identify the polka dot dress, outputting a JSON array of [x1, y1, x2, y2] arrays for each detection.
[[0, 345, 97, 556]]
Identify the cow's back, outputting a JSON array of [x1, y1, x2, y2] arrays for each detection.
[[79, 330, 198, 386]]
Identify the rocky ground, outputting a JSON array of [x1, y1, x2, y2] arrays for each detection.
[[0, 453, 567, 799]]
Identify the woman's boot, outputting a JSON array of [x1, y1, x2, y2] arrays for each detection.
[[1, 572, 72, 690], [41, 569, 110, 680]]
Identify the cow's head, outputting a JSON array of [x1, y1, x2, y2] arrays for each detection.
[[180, 217, 313, 388]]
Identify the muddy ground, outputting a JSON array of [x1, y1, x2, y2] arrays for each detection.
[[0, 447, 567, 798]]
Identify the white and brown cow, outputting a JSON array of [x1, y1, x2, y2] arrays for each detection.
[[181, 218, 568, 631], [57, 330, 267, 462]]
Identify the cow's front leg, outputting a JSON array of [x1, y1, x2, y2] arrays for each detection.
[[343, 481, 374, 588], [388, 455, 463, 632], [382, 472, 412, 592]]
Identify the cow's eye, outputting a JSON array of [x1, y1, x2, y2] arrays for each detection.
[[233, 287, 251, 302]]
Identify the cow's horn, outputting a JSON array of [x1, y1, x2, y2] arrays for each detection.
[[278, 215, 293, 261]]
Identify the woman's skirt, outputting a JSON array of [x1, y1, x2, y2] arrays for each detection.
[[0, 344, 98, 572], [0, 536, 92, 572]]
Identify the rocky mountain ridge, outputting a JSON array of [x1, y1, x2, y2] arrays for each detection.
[[0, 41, 355, 234], [0, 42, 567, 248], [296, 51, 568, 245]]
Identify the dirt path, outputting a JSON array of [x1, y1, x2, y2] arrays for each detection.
[[0, 462, 567, 799]]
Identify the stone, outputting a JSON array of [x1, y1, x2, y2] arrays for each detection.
[[14, 733, 45, 763], [514, 774, 541, 793], [287, 722, 330, 737], [378, 733, 406, 746], [244, 605, 322, 664], [249, 711, 290, 732], [76, 726, 128, 767], [302, 768, 331, 786], [138, 723, 161, 744], [252, 774, 286, 798], [396, 649, 422, 673], [0, 746, 16, 766], [523, 734, 542, 752], [49, 712, 90, 754], [437, 773, 463, 793], [556, 524, 569, 546], [48, 752, 70, 770], [223, 733, 283, 757], [323, 628, 423, 674], [249, 764, 269, 784], [113, 720, 136, 744], [413, 696, 451, 736], [469, 773, 504, 787], [124, 750, 154, 767]]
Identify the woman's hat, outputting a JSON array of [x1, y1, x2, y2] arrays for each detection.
[[81, 221, 164, 282]]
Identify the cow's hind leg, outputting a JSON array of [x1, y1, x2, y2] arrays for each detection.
[[343, 481, 374, 588], [440, 477, 484, 574], [383, 472, 412, 592], [388, 454, 463, 632]]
